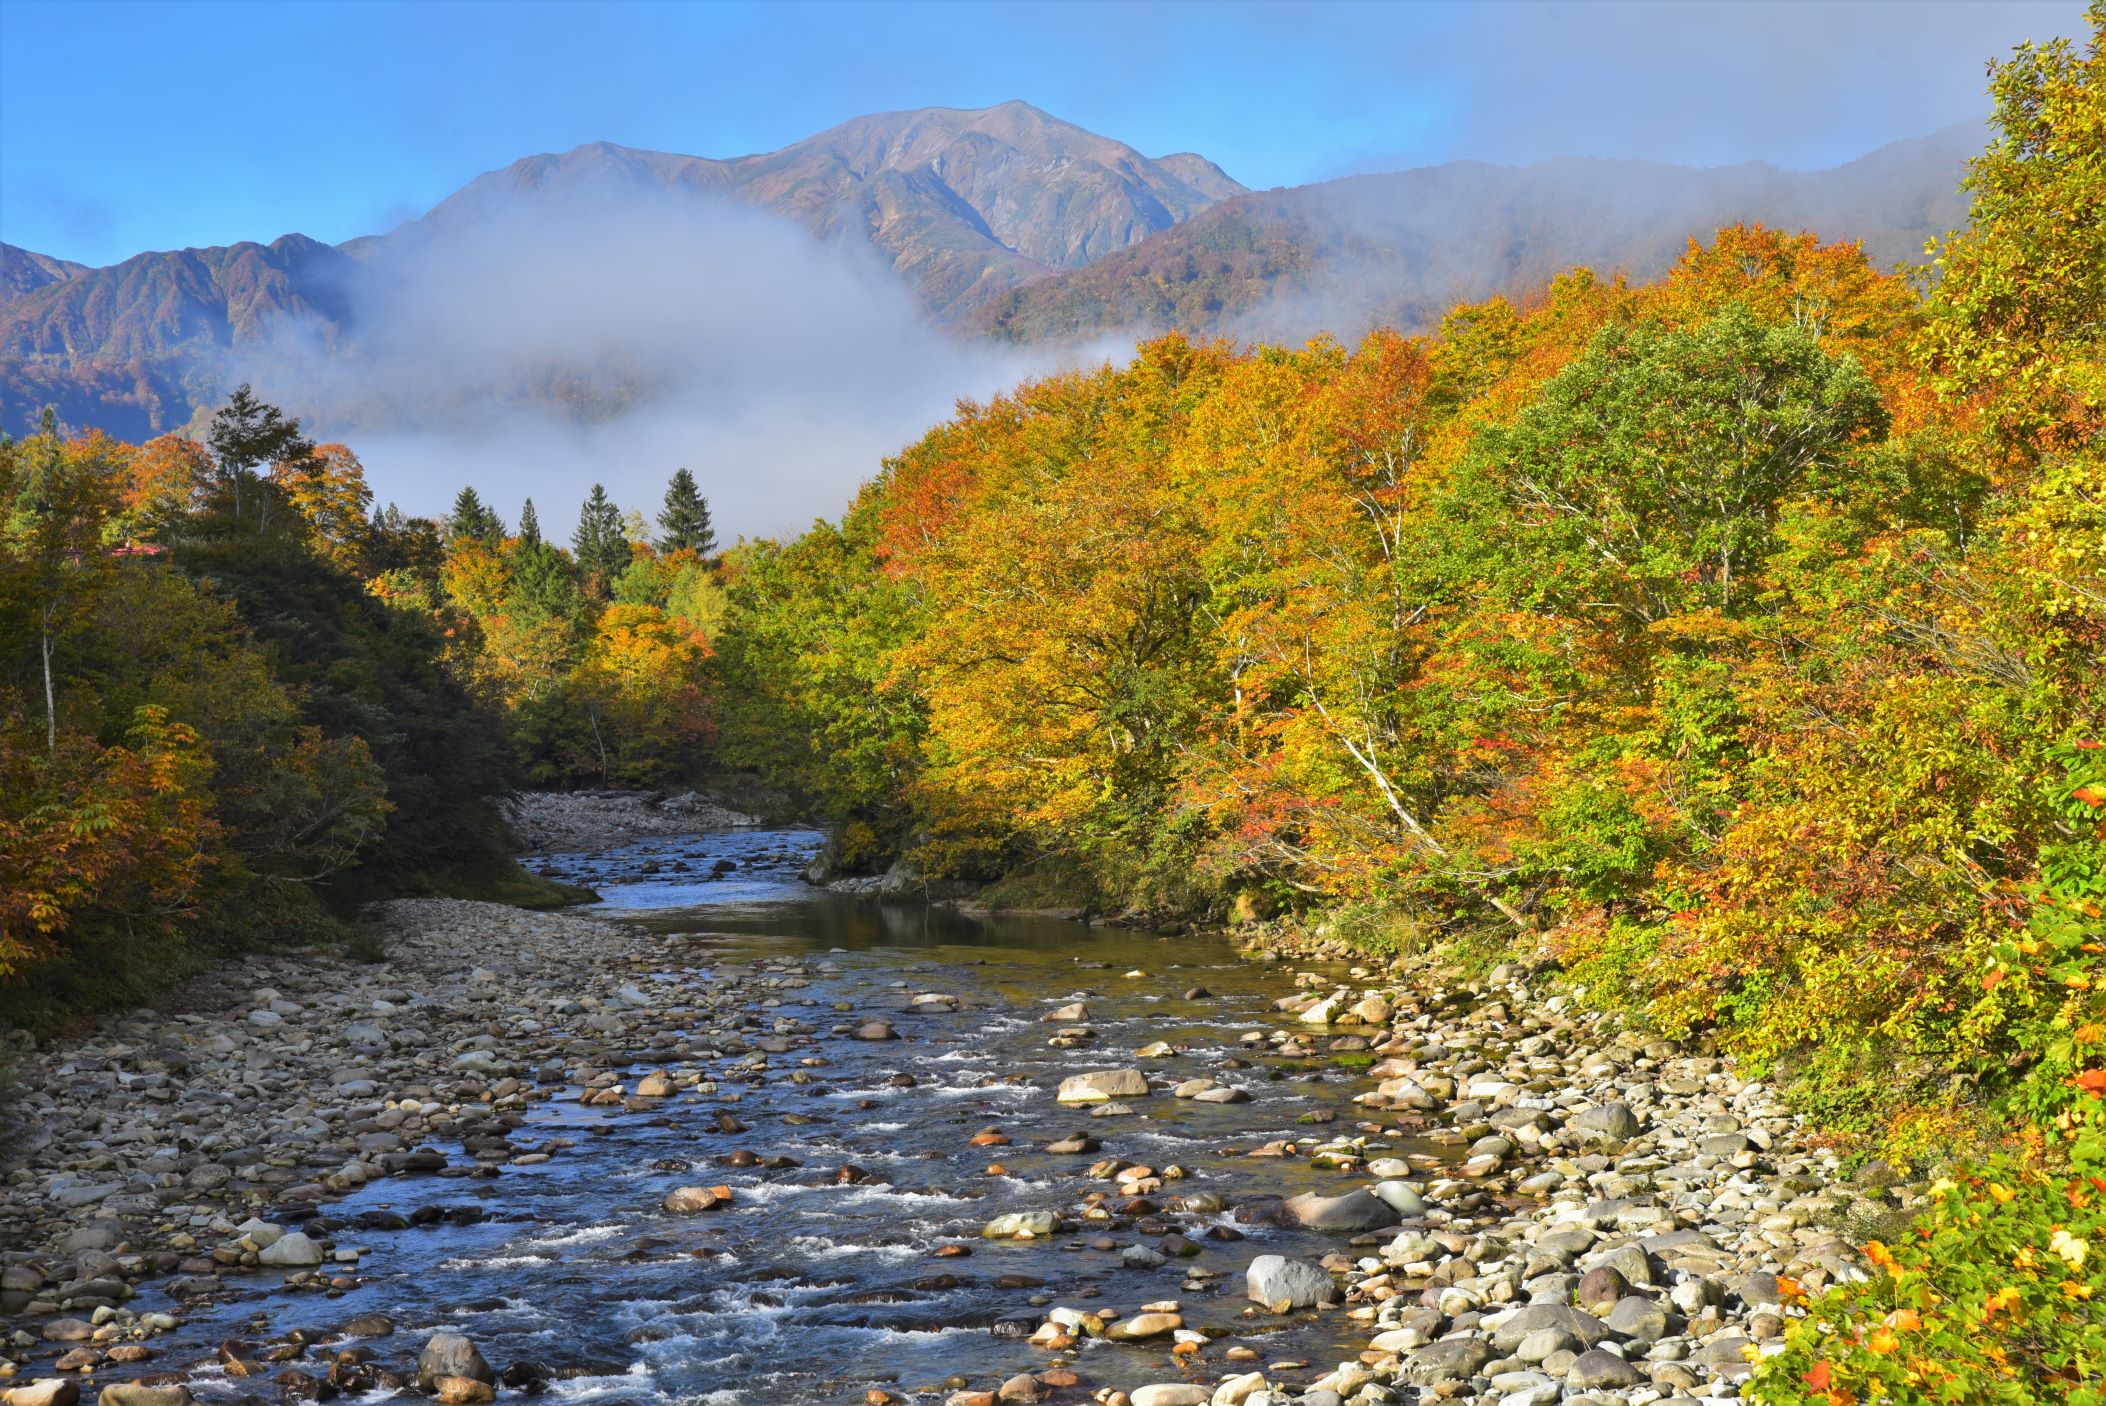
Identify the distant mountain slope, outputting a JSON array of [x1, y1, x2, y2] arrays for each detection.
[[968, 122, 1979, 344], [377, 102, 1242, 317], [0, 234, 371, 436], [0, 101, 1241, 436], [0, 112, 1978, 441], [0, 244, 89, 309], [1, 233, 364, 363]]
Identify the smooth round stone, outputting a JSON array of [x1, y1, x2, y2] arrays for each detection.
[[1516, 1327, 1577, 1363]]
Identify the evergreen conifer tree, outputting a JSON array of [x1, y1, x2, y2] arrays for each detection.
[[517, 497, 541, 549], [447, 486, 504, 544], [573, 484, 629, 592], [656, 468, 716, 556]]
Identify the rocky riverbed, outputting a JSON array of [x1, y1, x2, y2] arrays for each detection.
[[497, 790, 760, 855], [2, 822, 1880, 1406]]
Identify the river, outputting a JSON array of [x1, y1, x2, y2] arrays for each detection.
[[126, 825, 1433, 1404]]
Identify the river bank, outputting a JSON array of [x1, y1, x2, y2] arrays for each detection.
[[1, 819, 1886, 1406], [497, 790, 762, 855]]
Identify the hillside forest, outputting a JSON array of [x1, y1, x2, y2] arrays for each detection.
[[2, 12, 2102, 1402]]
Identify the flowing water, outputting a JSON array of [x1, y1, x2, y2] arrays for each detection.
[[142, 827, 1427, 1403]]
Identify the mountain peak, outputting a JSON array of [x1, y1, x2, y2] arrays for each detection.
[[0, 101, 1248, 434], [0, 107, 1971, 444], [0, 243, 90, 309], [396, 102, 1244, 314]]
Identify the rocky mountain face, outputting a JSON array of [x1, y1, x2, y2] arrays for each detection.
[[375, 101, 1241, 317], [0, 108, 1975, 441], [0, 103, 1241, 437], [0, 234, 370, 436], [967, 122, 1980, 344], [0, 244, 88, 307]]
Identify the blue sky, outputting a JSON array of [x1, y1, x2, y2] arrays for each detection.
[[0, 0, 2087, 268]]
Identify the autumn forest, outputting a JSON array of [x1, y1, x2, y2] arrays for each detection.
[[2, 9, 2103, 1404]]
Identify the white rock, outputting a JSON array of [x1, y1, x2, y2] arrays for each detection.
[[1131, 1386, 1211, 1406], [235, 1218, 284, 1249], [1055, 1068, 1149, 1102], [257, 1231, 323, 1267]]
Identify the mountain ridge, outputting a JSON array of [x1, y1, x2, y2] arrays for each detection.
[[967, 121, 1981, 344], [0, 107, 1978, 440], [352, 101, 1243, 312], [0, 101, 1244, 436]]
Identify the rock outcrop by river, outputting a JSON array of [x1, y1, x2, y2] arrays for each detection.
[[1, 821, 1879, 1406], [498, 790, 760, 855]]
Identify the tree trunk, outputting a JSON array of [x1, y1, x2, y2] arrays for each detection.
[[41, 605, 56, 753], [587, 705, 610, 785], [1310, 691, 1532, 933]]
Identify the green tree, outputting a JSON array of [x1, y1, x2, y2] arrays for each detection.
[[517, 497, 541, 548], [1916, 1, 2105, 463], [664, 558, 728, 640], [207, 384, 314, 527], [572, 483, 629, 595], [508, 540, 586, 628], [612, 555, 672, 609], [0, 411, 117, 751], [368, 504, 446, 581], [714, 521, 924, 843], [1455, 305, 1889, 628], [656, 468, 716, 556], [447, 486, 504, 545]]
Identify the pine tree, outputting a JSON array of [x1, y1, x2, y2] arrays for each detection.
[[517, 498, 542, 549], [573, 483, 629, 592], [447, 486, 504, 545], [656, 468, 716, 556]]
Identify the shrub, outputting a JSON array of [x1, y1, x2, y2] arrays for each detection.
[[1750, 1142, 2106, 1405]]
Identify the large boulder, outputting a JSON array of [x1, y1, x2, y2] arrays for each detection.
[[257, 1232, 323, 1267], [1298, 995, 1344, 1024], [1491, 1303, 1611, 1353], [1055, 1069, 1149, 1103], [1605, 1294, 1672, 1344], [1246, 1254, 1338, 1310], [1405, 1337, 1491, 1385], [1569, 1102, 1642, 1141], [1699, 1335, 1759, 1379], [1283, 1188, 1399, 1232], [1566, 1349, 1643, 1390], [1103, 1312, 1181, 1342], [7, 1383, 81, 1406], [97, 1390, 190, 1406], [1576, 1265, 1629, 1306], [1130, 1388, 1211, 1406], [235, 1218, 284, 1249], [415, 1335, 494, 1391], [984, 1210, 1060, 1239], [1369, 1180, 1427, 1217]]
